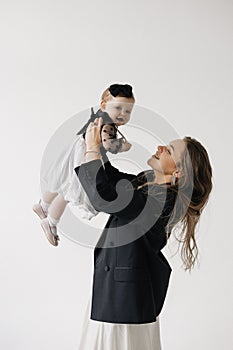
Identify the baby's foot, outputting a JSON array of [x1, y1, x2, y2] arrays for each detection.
[[32, 200, 48, 220], [40, 218, 60, 247]]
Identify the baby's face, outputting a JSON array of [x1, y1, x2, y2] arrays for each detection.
[[101, 96, 134, 126]]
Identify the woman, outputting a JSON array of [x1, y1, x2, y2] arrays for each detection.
[[74, 117, 212, 349]]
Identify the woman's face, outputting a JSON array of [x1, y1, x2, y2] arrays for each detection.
[[101, 96, 135, 126], [147, 139, 186, 175]]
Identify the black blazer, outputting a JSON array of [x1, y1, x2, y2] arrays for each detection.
[[75, 156, 176, 324]]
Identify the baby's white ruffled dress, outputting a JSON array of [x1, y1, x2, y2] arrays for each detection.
[[41, 134, 99, 220]]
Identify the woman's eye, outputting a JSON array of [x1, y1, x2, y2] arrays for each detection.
[[167, 149, 171, 154], [126, 110, 131, 114]]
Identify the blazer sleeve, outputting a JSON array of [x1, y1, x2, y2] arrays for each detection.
[[100, 152, 137, 185], [74, 159, 151, 221]]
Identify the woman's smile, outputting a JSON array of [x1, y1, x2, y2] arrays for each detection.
[[152, 154, 159, 159]]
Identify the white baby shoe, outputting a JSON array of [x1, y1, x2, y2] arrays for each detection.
[[40, 218, 60, 247], [32, 200, 47, 220]]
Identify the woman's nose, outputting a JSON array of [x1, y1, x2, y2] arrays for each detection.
[[158, 145, 164, 152]]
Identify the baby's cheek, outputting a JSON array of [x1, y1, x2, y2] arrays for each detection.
[[109, 109, 118, 118], [124, 116, 131, 124]]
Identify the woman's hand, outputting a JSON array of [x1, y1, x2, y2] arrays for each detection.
[[85, 117, 103, 152]]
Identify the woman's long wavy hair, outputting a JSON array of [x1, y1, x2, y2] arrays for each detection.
[[133, 136, 213, 272], [169, 137, 212, 272]]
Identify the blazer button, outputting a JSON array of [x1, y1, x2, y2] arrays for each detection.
[[104, 265, 110, 272]]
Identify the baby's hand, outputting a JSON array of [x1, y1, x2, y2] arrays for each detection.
[[102, 138, 132, 154], [119, 140, 132, 153]]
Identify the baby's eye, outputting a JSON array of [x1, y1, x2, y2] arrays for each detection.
[[115, 106, 121, 110]]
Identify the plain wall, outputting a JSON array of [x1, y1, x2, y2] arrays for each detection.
[[0, 0, 232, 349]]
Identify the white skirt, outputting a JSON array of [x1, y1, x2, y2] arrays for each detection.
[[77, 297, 162, 350], [41, 134, 99, 220]]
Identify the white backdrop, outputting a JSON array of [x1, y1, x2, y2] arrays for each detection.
[[0, 0, 232, 349]]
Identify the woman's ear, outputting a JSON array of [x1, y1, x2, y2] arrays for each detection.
[[100, 100, 106, 110]]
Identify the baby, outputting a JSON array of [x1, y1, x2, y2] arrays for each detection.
[[32, 83, 135, 246]]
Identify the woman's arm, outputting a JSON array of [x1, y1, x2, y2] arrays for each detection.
[[74, 159, 148, 221], [101, 153, 137, 185]]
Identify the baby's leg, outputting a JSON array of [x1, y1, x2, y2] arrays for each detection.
[[40, 194, 69, 245], [42, 191, 58, 204], [33, 192, 68, 246], [40, 191, 59, 214], [33, 191, 58, 220], [48, 194, 69, 222]]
